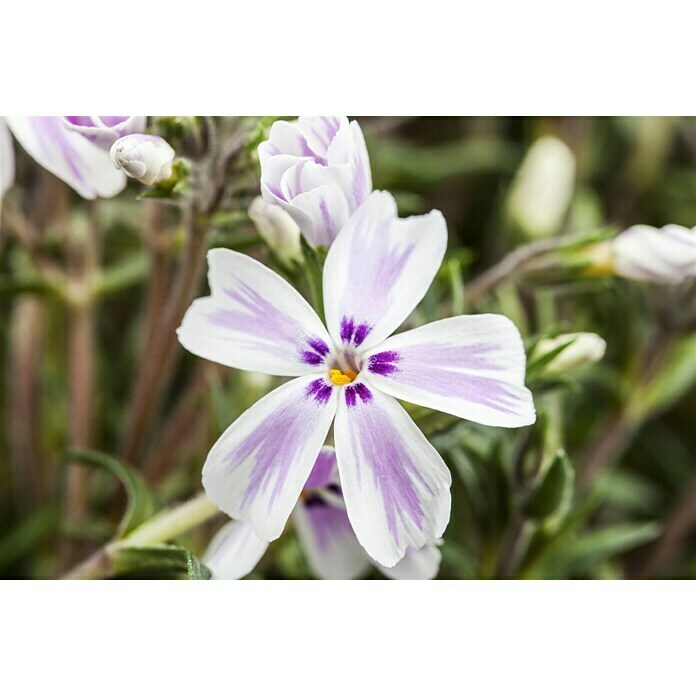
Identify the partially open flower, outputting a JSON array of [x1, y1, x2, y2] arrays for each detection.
[[258, 116, 372, 248], [248, 196, 302, 266], [110, 134, 175, 186], [611, 224, 696, 284], [533, 332, 606, 374]]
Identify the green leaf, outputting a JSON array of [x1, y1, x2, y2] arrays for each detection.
[[112, 544, 211, 580], [526, 339, 575, 378], [524, 450, 575, 520], [634, 334, 696, 419], [65, 450, 156, 538], [551, 523, 661, 576]]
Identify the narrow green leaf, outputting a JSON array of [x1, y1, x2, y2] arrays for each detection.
[[65, 450, 156, 538], [112, 544, 211, 580], [524, 450, 575, 520]]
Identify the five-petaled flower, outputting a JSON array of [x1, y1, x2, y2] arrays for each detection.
[[204, 447, 442, 579], [258, 116, 372, 248], [4, 116, 146, 199], [177, 190, 536, 567]]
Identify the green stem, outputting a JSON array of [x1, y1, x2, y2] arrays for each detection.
[[63, 492, 220, 579]]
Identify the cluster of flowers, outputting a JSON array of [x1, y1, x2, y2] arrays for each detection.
[[1, 116, 694, 579]]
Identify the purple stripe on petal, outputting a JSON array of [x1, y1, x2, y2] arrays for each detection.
[[345, 401, 430, 546], [308, 338, 330, 356], [345, 385, 357, 407], [227, 393, 330, 512], [354, 383, 372, 403], [368, 351, 400, 375], [345, 382, 372, 407], [340, 316, 355, 343], [353, 323, 371, 346], [307, 379, 333, 404], [301, 351, 325, 365]]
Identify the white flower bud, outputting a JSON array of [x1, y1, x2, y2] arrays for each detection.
[[611, 224, 696, 284], [110, 134, 175, 186], [508, 136, 576, 238], [534, 332, 606, 374], [248, 196, 302, 266]]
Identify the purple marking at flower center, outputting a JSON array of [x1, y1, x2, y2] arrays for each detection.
[[368, 350, 400, 376], [345, 383, 372, 407], [300, 337, 331, 365], [307, 378, 333, 404], [340, 316, 372, 347]]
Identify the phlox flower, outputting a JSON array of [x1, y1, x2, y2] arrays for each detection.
[[178, 191, 535, 567], [204, 447, 442, 580], [4, 116, 145, 199], [259, 116, 371, 248]]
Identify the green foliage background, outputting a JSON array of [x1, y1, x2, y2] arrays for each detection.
[[0, 116, 694, 579]]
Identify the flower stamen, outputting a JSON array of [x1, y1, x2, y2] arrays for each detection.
[[329, 368, 357, 385]]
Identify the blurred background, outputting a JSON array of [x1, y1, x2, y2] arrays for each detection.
[[1, 116, 694, 579]]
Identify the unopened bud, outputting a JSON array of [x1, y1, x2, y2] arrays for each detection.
[[611, 224, 696, 284], [508, 136, 576, 239], [534, 332, 606, 374], [110, 134, 175, 186], [248, 196, 302, 265]]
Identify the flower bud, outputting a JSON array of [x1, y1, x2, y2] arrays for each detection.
[[611, 224, 696, 284], [248, 196, 302, 266], [110, 134, 175, 186], [534, 332, 606, 374], [508, 136, 576, 238]]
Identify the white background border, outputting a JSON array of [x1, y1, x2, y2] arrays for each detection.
[[1, 2, 694, 694]]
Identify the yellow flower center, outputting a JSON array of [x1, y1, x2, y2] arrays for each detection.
[[329, 368, 357, 385]]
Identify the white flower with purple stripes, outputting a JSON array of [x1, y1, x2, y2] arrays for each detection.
[[178, 190, 536, 567], [259, 116, 372, 248], [204, 447, 442, 580]]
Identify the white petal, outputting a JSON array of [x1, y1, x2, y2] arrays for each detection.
[[62, 115, 147, 150], [258, 120, 312, 164], [364, 315, 536, 428], [613, 224, 696, 283], [322, 190, 447, 351], [204, 520, 269, 579], [5, 116, 126, 199], [177, 249, 332, 376], [202, 374, 338, 541], [1, 118, 15, 199], [325, 119, 372, 208], [333, 382, 451, 567], [292, 499, 370, 580], [376, 542, 442, 580], [297, 116, 346, 161], [289, 185, 351, 248]]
